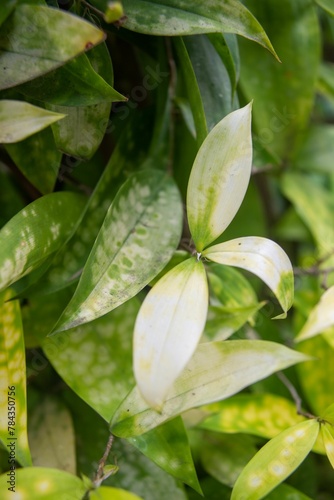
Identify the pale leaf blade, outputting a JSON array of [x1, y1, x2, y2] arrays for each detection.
[[231, 419, 320, 500], [111, 340, 309, 437], [52, 170, 183, 333], [203, 236, 294, 315], [89, 487, 143, 500], [0, 100, 65, 143], [321, 424, 334, 468], [134, 257, 208, 410], [295, 286, 334, 342], [187, 103, 252, 251]]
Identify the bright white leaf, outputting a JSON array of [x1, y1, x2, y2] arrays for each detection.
[[203, 237, 294, 316], [112, 340, 309, 437], [295, 286, 334, 342], [186, 102, 252, 251], [321, 424, 334, 469], [0, 100, 65, 143], [231, 419, 320, 500], [134, 257, 208, 410]]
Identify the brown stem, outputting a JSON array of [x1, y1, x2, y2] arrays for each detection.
[[277, 371, 316, 419], [93, 433, 115, 486]]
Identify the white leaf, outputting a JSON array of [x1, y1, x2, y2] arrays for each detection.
[[186, 103, 252, 251], [295, 286, 334, 342], [134, 257, 208, 410], [203, 237, 294, 315]]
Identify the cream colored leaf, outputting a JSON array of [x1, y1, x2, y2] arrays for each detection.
[[295, 286, 334, 342]]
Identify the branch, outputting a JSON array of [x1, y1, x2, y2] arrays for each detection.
[[277, 371, 316, 419], [93, 433, 118, 488]]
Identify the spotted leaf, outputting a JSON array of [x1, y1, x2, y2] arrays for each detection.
[[295, 286, 334, 342], [134, 257, 208, 410], [52, 170, 183, 333], [0, 192, 86, 292], [231, 419, 320, 500], [111, 340, 309, 437], [203, 237, 294, 317], [187, 103, 252, 251]]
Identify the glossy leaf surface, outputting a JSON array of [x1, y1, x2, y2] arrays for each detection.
[[203, 237, 294, 316], [0, 100, 65, 143], [231, 419, 320, 500], [187, 103, 252, 251], [134, 257, 208, 410], [111, 340, 308, 437], [0, 4, 105, 89], [295, 286, 334, 342], [0, 192, 86, 291]]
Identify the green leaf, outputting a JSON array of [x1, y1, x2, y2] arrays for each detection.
[[0, 4, 105, 89], [294, 125, 334, 174], [264, 483, 312, 500], [134, 257, 208, 410], [0, 467, 86, 499], [129, 417, 201, 493], [0, 100, 65, 143], [317, 63, 334, 105], [187, 103, 252, 251], [321, 402, 334, 424], [28, 396, 76, 473], [89, 487, 143, 500], [0, 293, 31, 466], [120, 0, 277, 57], [0, 0, 16, 27], [315, 0, 334, 17], [320, 423, 334, 469], [52, 170, 183, 333], [231, 419, 320, 500], [5, 127, 61, 194], [0, 192, 86, 291], [173, 37, 208, 148], [239, 0, 320, 161], [203, 237, 294, 316], [295, 286, 334, 342], [111, 340, 309, 437]]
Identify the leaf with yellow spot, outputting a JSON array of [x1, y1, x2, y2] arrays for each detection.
[[0, 467, 86, 499], [134, 257, 208, 410], [89, 486, 143, 499], [0, 192, 86, 292], [0, 292, 31, 466], [295, 286, 334, 342], [187, 103, 252, 251], [320, 423, 334, 468], [203, 237, 294, 317], [52, 170, 183, 333], [111, 340, 309, 437], [231, 419, 320, 500]]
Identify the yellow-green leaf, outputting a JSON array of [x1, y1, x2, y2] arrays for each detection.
[[320, 423, 334, 468], [89, 486, 143, 500], [295, 286, 334, 342]]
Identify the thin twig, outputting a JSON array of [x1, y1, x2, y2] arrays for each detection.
[[165, 38, 177, 176], [93, 433, 115, 486], [277, 371, 316, 419]]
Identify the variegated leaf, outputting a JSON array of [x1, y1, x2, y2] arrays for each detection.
[[52, 170, 183, 333], [111, 340, 309, 437], [203, 237, 294, 316], [295, 286, 334, 342], [187, 103, 252, 251], [134, 257, 208, 410], [231, 419, 320, 500], [0, 192, 86, 292]]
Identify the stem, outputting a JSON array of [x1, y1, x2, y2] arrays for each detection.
[[277, 371, 316, 419], [93, 433, 115, 486]]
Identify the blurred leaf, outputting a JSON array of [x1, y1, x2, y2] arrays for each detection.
[[264, 483, 312, 499], [231, 419, 320, 500], [28, 396, 76, 473], [239, 0, 320, 161], [318, 63, 334, 107], [111, 340, 309, 437], [129, 417, 201, 493], [204, 303, 264, 341], [203, 237, 294, 316], [120, 0, 277, 57], [0, 292, 31, 466], [0, 100, 65, 143], [295, 286, 334, 342], [0, 0, 16, 27], [0, 169, 25, 227], [321, 402, 334, 424], [0, 192, 86, 291], [5, 127, 61, 194], [294, 125, 334, 174], [187, 103, 252, 251], [48, 41, 115, 159], [315, 0, 334, 16], [0, 467, 86, 499], [89, 487, 143, 500], [320, 424, 334, 469], [52, 170, 182, 333], [0, 4, 105, 89], [134, 258, 208, 410]]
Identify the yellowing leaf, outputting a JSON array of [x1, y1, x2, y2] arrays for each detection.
[[321, 423, 334, 468], [295, 286, 334, 342], [112, 340, 309, 437], [89, 486, 143, 500], [231, 419, 320, 500], [187, 103, 252, 251], [0, 100, 65, 143], [134, 257, 208, 410], [203, 237, 294, 316]]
